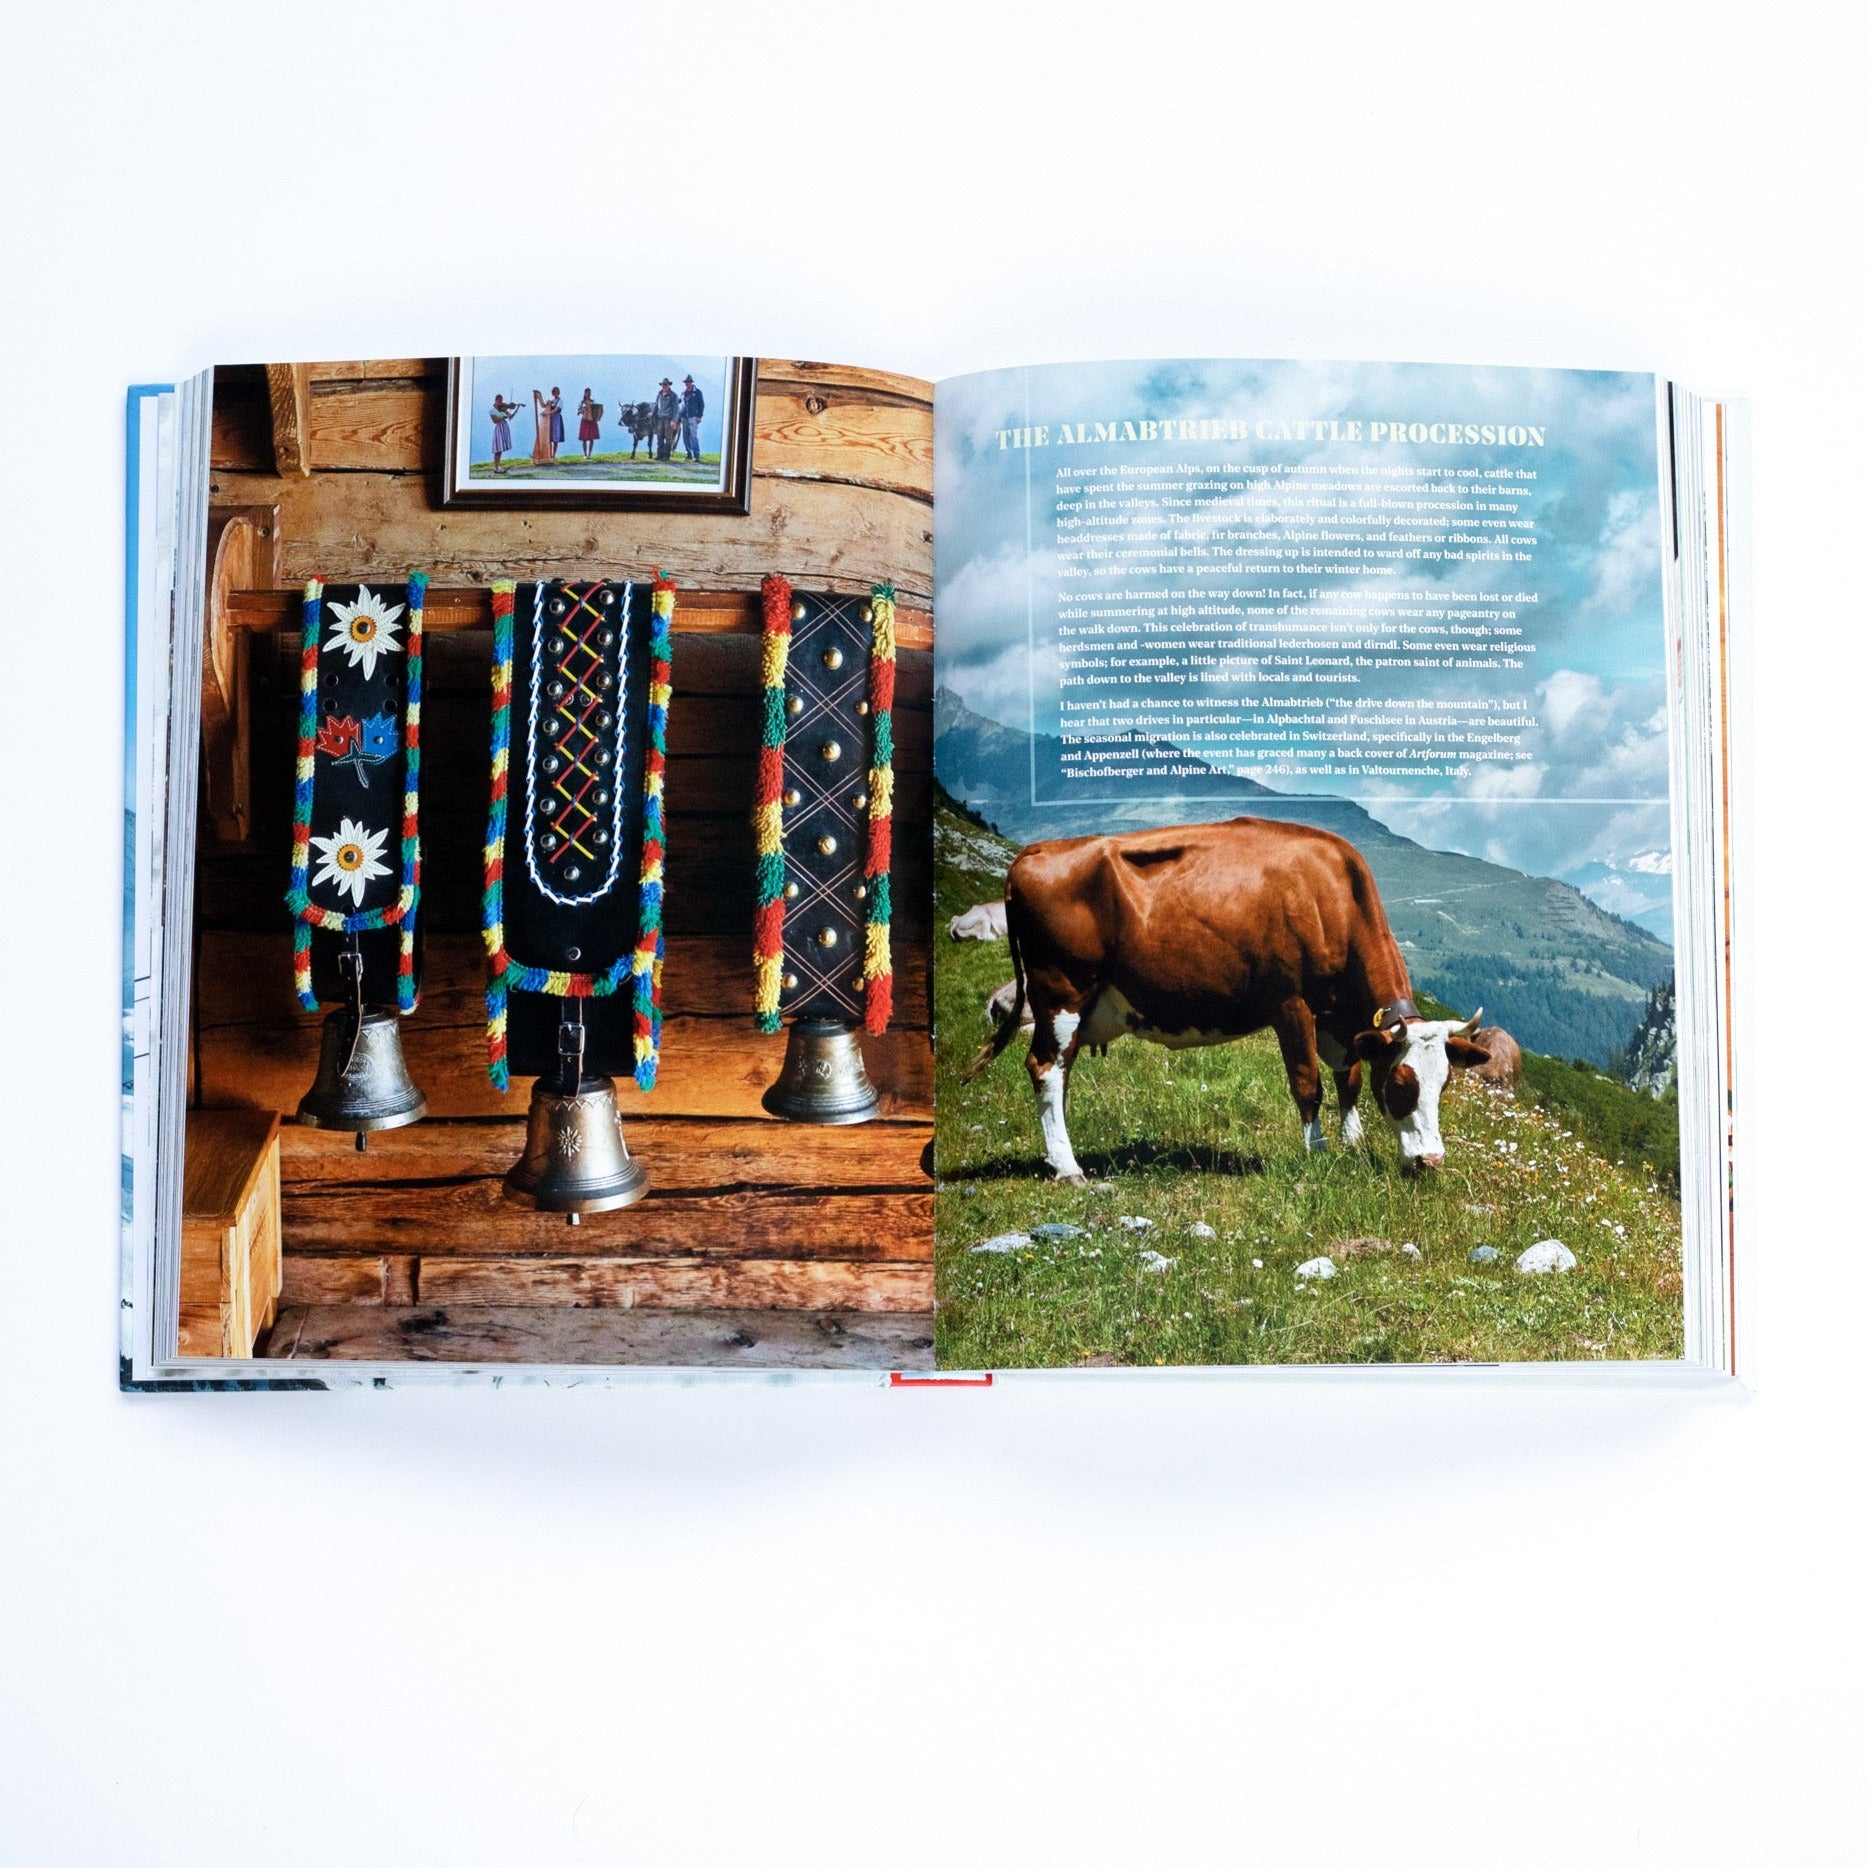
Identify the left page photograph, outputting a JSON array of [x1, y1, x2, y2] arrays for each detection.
[[130, 356, 933, 1380]]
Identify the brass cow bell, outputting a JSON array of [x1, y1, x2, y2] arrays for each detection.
[[295, 1006, 427, 1149], [503, 1075, 649, 1222], [762, 1017, 882, 1126], [501, 1012, 648, 1223]]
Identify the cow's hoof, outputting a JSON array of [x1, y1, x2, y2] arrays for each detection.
[[1049, 1170, 1089, 1187]]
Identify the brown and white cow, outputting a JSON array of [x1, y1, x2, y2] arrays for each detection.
[[968, 817, 1489, 1179]]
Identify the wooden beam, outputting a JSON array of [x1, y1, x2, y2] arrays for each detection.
[[194, 932, 932, 1034], [282, 1184, 934, 1260], [416, 1256, 931, 1312], [274, 1110, 934, 1193], [218, 584, 933, 651], [207, 465, 933, 601], [200, 504, 280, 844], [262, 1303, 935, 1367], [264, 362, 312, 476], [196, 1014, 934, 1123]]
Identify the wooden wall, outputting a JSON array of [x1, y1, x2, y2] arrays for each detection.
[[195, 359, 935, 1363]]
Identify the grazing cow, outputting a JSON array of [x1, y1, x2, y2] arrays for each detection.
[[1467, 1025, 1522, 1086], [948, 900, 1009, 942], [968, 817, 1489, 1180]]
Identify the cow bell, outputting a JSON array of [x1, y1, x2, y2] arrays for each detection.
[[295, 1005, 427, 1148], [503, 1074, 649, 1222], [762, 1017, 882, 1125]]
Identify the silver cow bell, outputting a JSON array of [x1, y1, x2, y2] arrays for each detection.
[[762, 1016, 881, 1125], [503, 1074, 649, 1222], [296, 1005, 427, 1148]]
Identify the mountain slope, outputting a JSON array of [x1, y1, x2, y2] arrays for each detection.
[[934, 693, 1673, 1066]]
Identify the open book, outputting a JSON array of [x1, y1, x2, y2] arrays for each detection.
[[121, 354, 1746, 1387]]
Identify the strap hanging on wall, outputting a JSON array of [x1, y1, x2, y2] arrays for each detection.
[[285, 575, 426, 1011], [753, 577, 895, 1036], [482, 576, 673, 1092]]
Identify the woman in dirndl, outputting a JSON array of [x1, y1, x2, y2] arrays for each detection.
[[489, 394, 520, 473], [577, 387, 601, 459]]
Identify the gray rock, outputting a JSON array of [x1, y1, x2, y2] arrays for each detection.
[[1294, 1256, 1336, 1280], [1515, 1239, 1577, 1275], [1468, 1245, 1500, 1265], [1118, 1215, 1155, 1233], [1137, 1250, 1176, 1273], [971, 1232, 1032, 1255], [1189, 1222, 1217, 1239], [1031, 1223, 1085, 1240]]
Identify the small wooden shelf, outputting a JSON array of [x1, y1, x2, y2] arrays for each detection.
[[180, 1109, 283, 1359]]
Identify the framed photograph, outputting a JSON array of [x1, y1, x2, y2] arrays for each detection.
[[440, 355, 756, 513]]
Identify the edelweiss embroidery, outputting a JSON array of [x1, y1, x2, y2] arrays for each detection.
[[310, 817, 391, 907], [323, 586, 405, 680], [286, 576, 426, 1013]]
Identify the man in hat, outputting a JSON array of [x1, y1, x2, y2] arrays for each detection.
[[652, 377, 681, 462], [679, 372, 706, 463]]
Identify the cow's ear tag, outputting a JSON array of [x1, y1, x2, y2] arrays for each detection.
[[1372, 1006, 1386, 1029]]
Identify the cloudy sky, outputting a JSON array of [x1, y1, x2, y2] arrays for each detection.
[[934, 358, 1672, 884]]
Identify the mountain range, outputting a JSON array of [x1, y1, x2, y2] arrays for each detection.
[[1559, 850, 1674, 941], [934, 688, 1673, 1067]]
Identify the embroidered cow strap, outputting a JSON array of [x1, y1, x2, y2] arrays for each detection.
[[482, 576, 673, 1092], [286, 574, 425, 1011], [753, 577, 895, 1036]]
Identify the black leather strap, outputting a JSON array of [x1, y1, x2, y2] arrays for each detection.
[[777, 592, 877, 1025]]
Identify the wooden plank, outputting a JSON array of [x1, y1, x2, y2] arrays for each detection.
[[195, 931, 932, 1033], [755, 359, 934, 408], [297, 381, 931, 501], [198, 1013, 933, 1121], [308, 358, 437, 385], [417, 1257, 930, 1312], [263, 1303, 935, 1368], [749, 387, 931, 501], [281, 1256, 390, 1305], [206, 467, 934, 601], [307, 383, 431, 474], [275, 1113, 933, 1191], [264, 363, 312, 476], [283, 1184, 933, 1258]]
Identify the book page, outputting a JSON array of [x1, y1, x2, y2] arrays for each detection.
[[933, 359, 1681, 1368], [137, 354, 934, 1380]]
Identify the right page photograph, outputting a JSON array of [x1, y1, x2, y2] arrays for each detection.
[[932, 359, 1683, 1369]]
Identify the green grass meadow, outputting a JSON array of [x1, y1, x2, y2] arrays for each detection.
[[932, 806, 1685, 1370], [469, 451, 721, 483]]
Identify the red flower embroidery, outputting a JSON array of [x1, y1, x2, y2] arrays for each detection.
[[317, 714, 360, 758]]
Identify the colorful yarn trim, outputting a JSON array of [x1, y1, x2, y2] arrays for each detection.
[[286, 573, 425, 1013], [482, 577, 673, 1093], [862, 583, 896, 1035], [752, 575, 794, 1033], [633, 577, 675, 1090]]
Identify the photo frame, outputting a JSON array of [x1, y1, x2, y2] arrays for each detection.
[[439, 355, 757, 513]]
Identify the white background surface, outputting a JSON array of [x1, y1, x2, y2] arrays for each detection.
[[1, 4, 1861, 1861]]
